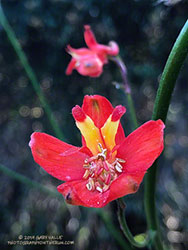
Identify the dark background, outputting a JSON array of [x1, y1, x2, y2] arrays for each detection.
[[0, 0, 188, 249]]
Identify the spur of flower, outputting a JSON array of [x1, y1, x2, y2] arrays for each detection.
[[29, 95, 164, 208], [66, 25, 119, 77]]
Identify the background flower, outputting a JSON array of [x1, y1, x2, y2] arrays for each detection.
[[66, 25, 119, 77]]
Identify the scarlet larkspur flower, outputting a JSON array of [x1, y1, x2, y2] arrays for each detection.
[[65, 45, 103, 77], [29, 95, 165, 208], [66, 25, 119, 77]]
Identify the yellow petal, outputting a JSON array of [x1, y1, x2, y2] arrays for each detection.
[[101, 114, 119, 152], [76, 115, 104, 155]]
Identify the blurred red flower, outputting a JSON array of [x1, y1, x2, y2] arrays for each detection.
[[29, 95, 165, 208], [65, 45, 103, 77], [66, 25, 119, 77]]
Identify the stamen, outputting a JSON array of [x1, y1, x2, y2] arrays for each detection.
[[115, 164, 123, 173], [96, 166, 104, 176], [96, 186, 103, 193], [86, 183, 92, 191], [105, 173, 111, 185], [83, 163, 90, 168], [116, 161, 123, 169], [83, 169, 90, 179], [97, 143, 103, 152], [83, 146, 125, 193], [103, 161, 109, 171], [99, 175, 105, 182], [103, 184, 110, 192], [86, 178, 95, 191], [116, 158, 126, 163]]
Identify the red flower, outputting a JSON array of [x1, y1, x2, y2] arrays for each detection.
[[66, 25, 119, 77], [29, 95, 165, 208], [65, 45, 103, 77]]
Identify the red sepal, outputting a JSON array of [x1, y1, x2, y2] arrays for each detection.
[[58, 180, 110, 208], [81, 95, 125, 145], [84, 25, 98, 48], [65, 58, 77, 75], [29, 132, 89, 181], [107, 173, 145, 203], [117, 120, 165, 173], [111, 105, 126, 122], [72, 105, 86, 122], [82, 95, 114, 128]]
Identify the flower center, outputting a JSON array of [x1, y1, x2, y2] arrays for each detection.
[[83, 143, 125, 193]]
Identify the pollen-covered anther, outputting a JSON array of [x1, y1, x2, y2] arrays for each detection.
[[115, 162, 123, 173], [83, 169, 90, 179], [86, 178, 95, 191], [116, 158, 126, 163]]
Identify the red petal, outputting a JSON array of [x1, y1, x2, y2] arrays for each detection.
[[111, 105, 126, 122], [67, 45, 95, 56], [113, 105, 126, 145], [82, 95, 125, 145], [57, 181, 85, 206], [72, 105, 86, 122], [58, 180, 110, 208], [29, 132, 88, 181], [115, 125, 126, 145], [84, 25, 98, 49], [82, 95, 114, 128], [65, 58, 77, 75], [117, 120, 165, 173], [107, 172, 145, 202]]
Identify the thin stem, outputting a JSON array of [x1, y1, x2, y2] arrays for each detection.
[[117, 199, 148, 248], [110, 56, 138, 129], [111, 56, 131, 94], [93, 208, 134, 250], [0, 163, 61, 198], [144, 19, 188, 250], [0, 4, 64, 140], [127, 93, 138, 129]]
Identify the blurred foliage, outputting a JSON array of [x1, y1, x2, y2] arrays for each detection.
[[0, 0, 188, 249]]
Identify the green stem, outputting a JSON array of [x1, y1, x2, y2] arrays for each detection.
[[0, 163, 61, 198], [93, 208, 134, 250], [0, 4, 64, 140], [127, 93, 138, 129], [117, 199, 148, 248], [144, 19, 188, 250]]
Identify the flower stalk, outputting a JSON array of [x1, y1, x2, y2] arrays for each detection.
[[117, 199, 148, 248], [110, 56, 138, 129], [144, 19, 188, 250], [0, 4, 64, 140]]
